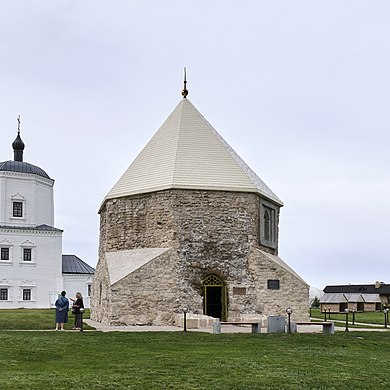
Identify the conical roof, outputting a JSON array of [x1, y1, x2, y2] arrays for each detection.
[[101, 98, 283, 209]]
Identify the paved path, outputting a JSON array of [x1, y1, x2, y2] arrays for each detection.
[[84, 319, 253, 333], [84, 319, 390, 333]]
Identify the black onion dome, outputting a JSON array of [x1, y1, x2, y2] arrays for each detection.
[[0, 160, 52, 180], [12, 133, 25, 151]]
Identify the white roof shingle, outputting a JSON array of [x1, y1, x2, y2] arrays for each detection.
[[101, 98, 283, 209]]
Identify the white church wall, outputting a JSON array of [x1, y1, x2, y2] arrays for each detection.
[[0, 172, 54, 227], [0, 229, 63, 308], [63, 275, 93, 308], [34, 180, 55, 226]]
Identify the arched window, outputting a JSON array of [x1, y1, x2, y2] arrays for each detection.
[[260, 201, 278, 249], [264, 210, 270, 241]]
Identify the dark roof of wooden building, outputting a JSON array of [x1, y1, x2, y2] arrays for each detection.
[[324, 284, 390, 295]]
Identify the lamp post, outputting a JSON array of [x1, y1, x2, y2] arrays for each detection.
[[324, 307, 327, 321], [183, 307, 188, 332], [352, 309, 355, 325], [286, 307, 293, 334], [345, 308, 349, 332], [328, 307, 331, 320], [384, 308, 389, 329]]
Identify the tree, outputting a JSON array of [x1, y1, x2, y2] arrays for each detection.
[[311, 296, 320, 308]]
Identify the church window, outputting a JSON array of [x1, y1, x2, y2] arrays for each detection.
[[0, 288, 8, 300], [88, 284, 92, 297], [1, 248, 10, 261], [264, 207, 275, 242], [13, 202, 23, 217], [264, 210, 271, 241], [22, 289, 31, 301], [260, 200, 278, 249], [23, 249, 32, 261], [267, 279, 280, 290]]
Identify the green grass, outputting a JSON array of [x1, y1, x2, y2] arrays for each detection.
[[1, 309, 390, 389], [0, 308, 94, 330], [1, 331, 390, 389], [310, 308, 389, 326]]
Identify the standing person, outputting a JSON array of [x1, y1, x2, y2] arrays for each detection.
[[70, 292, 84, 330], [55, 291, 69, 330]]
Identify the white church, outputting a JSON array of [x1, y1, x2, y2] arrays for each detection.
[[0, 123, 94, 308]]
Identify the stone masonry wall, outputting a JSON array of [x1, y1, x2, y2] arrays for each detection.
[[107, 249, 186, 325], [90, 253, 112, 323], [98, 190, 279, 255], [92, 189, 309, 326], [247, 249, 309, 324]]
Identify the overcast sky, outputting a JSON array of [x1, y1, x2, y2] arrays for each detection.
[[1, 1, 389, 290]]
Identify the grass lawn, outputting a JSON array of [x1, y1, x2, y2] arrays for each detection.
[[0, 308, 94, 331], [310, 308, 389, 327], [1, 310, 390, 389], [1, 331, 390, 389]]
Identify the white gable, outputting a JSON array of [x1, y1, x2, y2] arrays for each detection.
[[105, 248, 171, 285], [101, 99, 283, 209]]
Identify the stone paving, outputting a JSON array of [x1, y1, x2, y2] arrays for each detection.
[[84, 319, 253, 333], [84, 319, 389, 334]]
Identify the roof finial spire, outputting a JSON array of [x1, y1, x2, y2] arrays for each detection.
[[181, 67, 188, 98], [13, 114, 25, 162], [17, 114, 21, 134]]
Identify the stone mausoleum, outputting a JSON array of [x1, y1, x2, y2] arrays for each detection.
[[91, 85, 309, 327]]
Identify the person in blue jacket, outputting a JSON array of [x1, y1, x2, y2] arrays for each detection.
[[55, 291, 69, 330]]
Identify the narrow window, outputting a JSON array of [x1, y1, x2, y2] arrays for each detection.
[[270, 209, 276, 242], [264, 210, 270, 241], [23, 249, 32, 261], [23, 289, 31, 301], [0, 288, 8, 300], [1, 248, 9, 261], [260, 202, 278, 248], [88, 284, 92, 297], [13, 202, 23, 217]]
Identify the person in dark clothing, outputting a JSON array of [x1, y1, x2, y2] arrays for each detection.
[[70, 292, 84, 330], [55, 291, 69, 330]]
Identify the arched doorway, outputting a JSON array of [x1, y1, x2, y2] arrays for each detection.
[[202, 274, 227, 321]]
